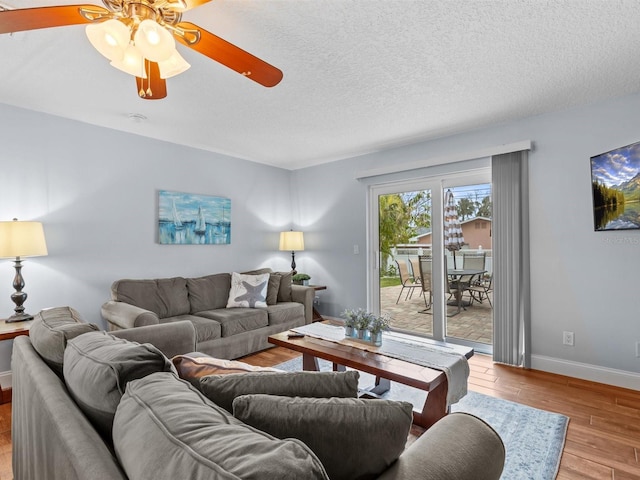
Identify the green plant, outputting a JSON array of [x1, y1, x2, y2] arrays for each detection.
[[341, 308, 373, 330], [292, 273, 310, 282], [369, 313, 391, 334]]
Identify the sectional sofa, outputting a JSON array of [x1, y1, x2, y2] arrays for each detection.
[[101, 268, 314, 359], [13, 306, 506, 480]]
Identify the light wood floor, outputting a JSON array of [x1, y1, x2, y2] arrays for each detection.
[[0, 349, 638, 479]]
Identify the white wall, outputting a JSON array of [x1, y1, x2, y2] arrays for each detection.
[[292, 92, 640, 390], [0, 104, 295, 371]]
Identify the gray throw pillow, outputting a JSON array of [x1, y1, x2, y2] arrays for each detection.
[[29, 306, 99, 376], [113, 372, 329, 480], [276, 271, 293, 302], [233, 395, 413, 480], [63, 331, 175, 441], [266, 273, 282, 305], [199, 370, 359, 413]]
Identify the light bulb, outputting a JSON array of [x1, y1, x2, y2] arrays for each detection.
[[110, 44, 147, 78], [134, 19, 175, 62], [158, 50, 190, 79], [86, 19, 130, 62]]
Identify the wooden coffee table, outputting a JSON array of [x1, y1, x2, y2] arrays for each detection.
[[268, 329, 473, 429]]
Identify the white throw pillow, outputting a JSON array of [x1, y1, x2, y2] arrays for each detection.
[[226, 272, 269, 308]]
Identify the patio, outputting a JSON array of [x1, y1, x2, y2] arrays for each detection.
[[380, 284, 493, 345]]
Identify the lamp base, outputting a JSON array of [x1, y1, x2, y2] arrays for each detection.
[[4, 313, 34, 323]]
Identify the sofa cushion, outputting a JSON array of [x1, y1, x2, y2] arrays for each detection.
[[226, 272, 269, 308], [113, 372, 329, 480], [63, 331, 175, 441], [233, 395, 413, 480], [265, 302, 305, 326], [199, 370, 359, 413], [276, 271, 293, 302], [197, 308, 268, 337], [172, 352, 280, 387], [111, 277, 190, 318], [186, 273, 231, 313], [29, 306, 99, 376]]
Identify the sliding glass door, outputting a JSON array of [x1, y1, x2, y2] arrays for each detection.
[[369, 170, 492, 353]]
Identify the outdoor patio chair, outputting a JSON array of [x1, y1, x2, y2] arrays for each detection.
[[395, 259, 421, 303], [418, 255, 433, 313], [459, 252, 486, 303], [468, 273, 493, 307], [409, 257, 421, 283]]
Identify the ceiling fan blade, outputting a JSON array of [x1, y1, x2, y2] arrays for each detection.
[[0, 5, 110, 35], [174, 21, 283, 88], [135, 61, 167, 100]]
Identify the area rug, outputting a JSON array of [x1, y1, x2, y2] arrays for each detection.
[[275, 357, 569, 480]]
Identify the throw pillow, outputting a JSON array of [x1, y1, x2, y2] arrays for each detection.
[[266, 273, 282, 305], [172, 352, 280, 387], [63, 331, 175, 441], [226, 272, 269, 308], [276, 271, 293, 302], [233, 395, 413, 480], [28, 306, 99, 376], [199, 370, 359, 413], [113, 372, 329, 480]]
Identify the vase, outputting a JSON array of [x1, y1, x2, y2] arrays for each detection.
[[345, 326, 353, 337], [370, 331, 382, 346]]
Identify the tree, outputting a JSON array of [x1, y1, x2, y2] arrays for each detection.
[[456, 198, 476, 220], [476, 196, 492, 217], [378, 194, 411, 258]]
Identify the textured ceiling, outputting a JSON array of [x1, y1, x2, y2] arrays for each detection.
[[1, 0, 640, 170]]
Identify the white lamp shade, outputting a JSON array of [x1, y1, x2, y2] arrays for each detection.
[[85, 19, 130, 62], [0, 220, 48, 258], [158, 50, 191, 79], [279, 231, 304, 251], [134, 19, 175, 62], [110, 44, 147, 78]]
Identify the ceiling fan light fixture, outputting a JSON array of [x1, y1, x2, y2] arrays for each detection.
[[85, 19, 130, 61], [110, 44, 147, 78], [158, 50, 190, 78], [134, 19, 175, 62]]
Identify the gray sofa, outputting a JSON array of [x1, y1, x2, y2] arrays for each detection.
[[101, 269, 314, 359], [13, 306, 506, 480]]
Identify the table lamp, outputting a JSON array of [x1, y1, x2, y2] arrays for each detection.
[[0, 218, 48, 322], [279, 231, 304, 275]]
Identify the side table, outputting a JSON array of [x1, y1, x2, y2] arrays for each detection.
[[309, 285, 327, 322], [0, 320, 31, 404]]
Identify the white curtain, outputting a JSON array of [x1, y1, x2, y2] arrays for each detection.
[[491, 151, 531, 367]]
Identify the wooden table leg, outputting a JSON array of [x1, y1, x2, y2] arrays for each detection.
[[412, 378, 448, 429], [302, 353, 320, 371]]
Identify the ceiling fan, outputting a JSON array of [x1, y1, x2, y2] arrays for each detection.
[[0, 0, 283, 99]]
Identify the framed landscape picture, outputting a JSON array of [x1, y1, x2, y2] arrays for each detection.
[[158, 190, 231, 244], [590, 141, 640, 231]]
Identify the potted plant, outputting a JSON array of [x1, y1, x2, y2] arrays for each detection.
[[368, 313, 391, 346], [341, 308, 361, 337], [292, 273, 311, 286]]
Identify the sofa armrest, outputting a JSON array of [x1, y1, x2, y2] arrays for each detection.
[[377, 412, 505, 480], [291, 285, 315, 324], [101, 300, 160, 330], [110, 321, 197, 358]]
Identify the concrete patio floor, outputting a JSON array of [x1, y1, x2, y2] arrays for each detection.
[[380, 284, 493, 345]]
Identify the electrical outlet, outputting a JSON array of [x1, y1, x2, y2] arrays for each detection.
[[563, 331, 575, 346], [636, 341, 640, 358]]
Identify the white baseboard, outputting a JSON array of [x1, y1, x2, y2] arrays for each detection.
[[0, 370, 11, 389], [531, 354, 640, 391]]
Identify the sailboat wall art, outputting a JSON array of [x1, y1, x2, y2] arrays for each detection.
[[158, 190, 231, 245]]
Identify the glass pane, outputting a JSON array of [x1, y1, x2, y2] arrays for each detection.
[[443, 183, 493, 345], [378, 189, 433, 336]]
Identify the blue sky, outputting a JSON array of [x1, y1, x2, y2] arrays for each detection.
[[591, 141, 640, 188]]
